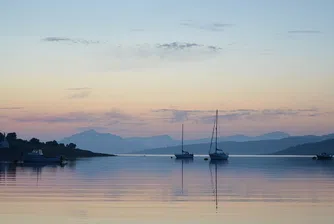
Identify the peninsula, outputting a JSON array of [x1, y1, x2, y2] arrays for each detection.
[[0, 132, 115, 161]]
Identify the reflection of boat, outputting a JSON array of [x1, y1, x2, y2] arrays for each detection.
[[175, 124, 194, 159], [23, 149, 67, 164], [209, 110, 229, 161], [181, 160, 184, 193], [209, 159, 228, 211], [209, 161, 218, 211], [209, 160, 229, 166], [316, 153, 333, 160], [176, 158, 193, 194]]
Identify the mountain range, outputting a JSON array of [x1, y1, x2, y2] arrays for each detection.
[[60, 130, 177, 154], [59, 129, 334, 155], [272, 138, 334, 155], [135, 134, 334, 155], [60, 130, 290, 154]]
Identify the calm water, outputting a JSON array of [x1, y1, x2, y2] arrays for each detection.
[[0, 155, 333, 224]]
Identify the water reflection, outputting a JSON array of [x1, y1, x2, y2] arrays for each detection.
[[175, 158, 193, 194], [0, 163, 17, 185], [0, 162, 69, 186], [208, 160, 228, 211], [0, 156, 333, 224]]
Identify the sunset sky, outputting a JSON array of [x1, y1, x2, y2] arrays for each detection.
[[1, 0, 334, 141]]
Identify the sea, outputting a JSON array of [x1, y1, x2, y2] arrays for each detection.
[[0, 155, 333, 224]]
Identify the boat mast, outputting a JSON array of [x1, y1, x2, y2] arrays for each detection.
[[215, 110, 218, 153], [215, 162, 218, 211], [181, 124, 184, 153], [209, 118, 215, 153]]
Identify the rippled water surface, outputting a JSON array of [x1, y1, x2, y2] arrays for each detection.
[[0, 155, 334, 224]]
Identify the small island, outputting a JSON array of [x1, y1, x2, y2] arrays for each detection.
[[0, 132, 115, 161]]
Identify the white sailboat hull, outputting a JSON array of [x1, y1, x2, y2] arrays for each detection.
[[175, 153, 194, 159], [209, 152, 229, 160]]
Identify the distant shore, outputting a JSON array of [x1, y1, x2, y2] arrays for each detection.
[[0, 132, 115, 161]]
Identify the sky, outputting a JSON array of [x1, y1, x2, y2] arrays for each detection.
[[1, 0, 334, 141]]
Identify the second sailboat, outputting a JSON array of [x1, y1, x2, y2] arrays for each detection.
[[175, 124, 194, 159], [209, 110, 229, 160]]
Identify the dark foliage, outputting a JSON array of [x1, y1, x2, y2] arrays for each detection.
[[46, 140, 58, 146], [0, 135, 114, 161], [6, 132, 17, 140], [29, 138, 40, 144], [66, 143, 76, 149]]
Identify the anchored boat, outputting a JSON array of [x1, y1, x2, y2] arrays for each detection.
[[209, 110, 229, 161], [23, 149, 67, 164], [175, 124, 194, 159], [316, 152, 333, 160]]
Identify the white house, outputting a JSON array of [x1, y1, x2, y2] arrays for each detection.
[[0, 133, 9, 148]]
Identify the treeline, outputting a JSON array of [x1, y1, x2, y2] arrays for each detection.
[[1, 132, 77, 149], [0, 132, 113, 160]]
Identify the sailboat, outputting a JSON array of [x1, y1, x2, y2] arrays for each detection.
[[175, 124, 194, 159], [209, 110, 229, 160]]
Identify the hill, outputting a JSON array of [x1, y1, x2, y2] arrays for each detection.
[[59, 129, 291, 154], [0, 133, 114, 161], [272, 139, 334, 155], [183, 131, 290, 145], [125, 135, 177, 149], [60, 129, 180, 154], [134, 134, 334, 155], [60, 129, 131, 154]]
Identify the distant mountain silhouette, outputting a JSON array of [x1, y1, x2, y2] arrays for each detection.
[[134, 134, 334, 155], [60, 130, 179, 154], [272, 138, 334, 155], [60, 129, 132, 154], [184, 131, 290, 144], [125, 135, 177, 149], [59, 129, 291, 154]]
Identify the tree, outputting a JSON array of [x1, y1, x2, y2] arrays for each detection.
[[6, 132, 17, 140], [66, 143, 76, 149], [0, 133, 4, 141], [29, 138, 40, 144], [58, 143, 65, 147], [46, 140, 58, 146]]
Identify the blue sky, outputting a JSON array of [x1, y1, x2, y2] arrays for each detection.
[[1, 0, 334, 140]]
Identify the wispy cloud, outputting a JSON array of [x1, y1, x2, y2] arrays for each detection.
[[14, 112, 95, 123], [156, 42, 222, 52], [66, 87, 91, 91], [104, 41, 223, 71], [42, 37, 101, 45], [76, 126, 110, 132], [0, 107, 24, 110], [13, 109, 148, 127], [105, 109, 133, 121], [66, 87, 92, 99], [16, 108, 321, 125], [68, 91, 91, 99], [152, 109, 214, 123], [157, 42, 202, 50], [288, 30, 322, 34], [152, 108, 321, 124], [207, 45, 222, 51], [181, 21, 234, 32]]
